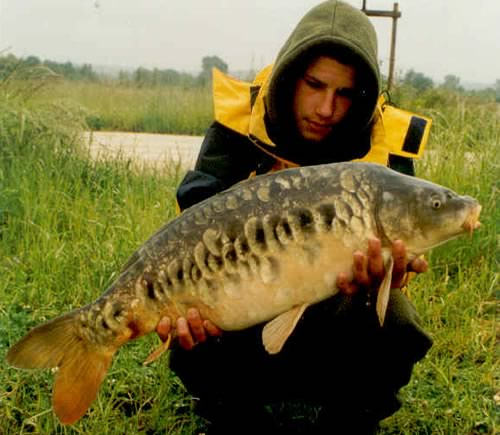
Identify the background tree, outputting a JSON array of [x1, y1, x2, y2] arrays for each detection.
[[441, 74, 463, 92], [24, 55, 41, 67], [403, 69, 434, 92], [198, 55, 228, 86], [134, 67, 153, 87]]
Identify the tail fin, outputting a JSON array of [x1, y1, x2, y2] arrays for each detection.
[[6, 312, 115, 425]]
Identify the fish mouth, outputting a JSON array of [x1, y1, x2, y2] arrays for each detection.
[[462, 204, 482, 235]]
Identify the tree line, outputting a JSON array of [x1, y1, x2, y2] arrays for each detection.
[[0, 53, 98, 81], [401, 69, 500, 102], [0, 53, 228, 87], [1, 53, 498, 101]]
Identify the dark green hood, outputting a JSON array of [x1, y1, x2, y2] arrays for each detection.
[[264, 0, 381, 165]]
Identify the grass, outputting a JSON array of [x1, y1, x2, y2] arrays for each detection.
[[0, 77, 498, 434], [44, 80, 213, 135], [379, 88, 499, 434]]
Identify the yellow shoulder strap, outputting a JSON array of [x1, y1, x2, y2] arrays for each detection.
[[253, 64, 274, 86], [358, 96, 432, 165], [212, 66, 277, 148], [212, 68, 253, 135], [248, 65, 275, 146]]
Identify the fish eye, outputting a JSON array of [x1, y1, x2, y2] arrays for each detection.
[[431, 198, 442, 209]]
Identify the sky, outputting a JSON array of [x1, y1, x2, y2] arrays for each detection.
[[1, 0, 499, 86]]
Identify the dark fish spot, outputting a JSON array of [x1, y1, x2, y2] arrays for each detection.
[[245, 217, 267, 253], [201, 252, 210, 268], [101, 318, 110, 330], [295, 208, 314, 232], [207, 254, 223, 272], [110, 302, 123, 319], [167, 260, 184, 287], [235, 238, 250, 257], [182, 259, 194, 282], [191, 265, 202, 281], [255, 226, 266, 248], [317, 203, 335, 230], [143, 274, 156, 299], [263, 215, 283, 249], [240, 241, 249, 253], [281, 220, 293, 238], [274, 218, 294, 245], [224, 246, 237, 263]]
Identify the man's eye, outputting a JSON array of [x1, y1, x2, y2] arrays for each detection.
[[336, 88, 356, 99], [305, 78, 322, 89]]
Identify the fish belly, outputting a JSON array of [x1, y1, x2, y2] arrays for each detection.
[[190, 232, 364, 330]]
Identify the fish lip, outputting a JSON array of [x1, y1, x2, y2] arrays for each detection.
[[462, 204, 482, 234]]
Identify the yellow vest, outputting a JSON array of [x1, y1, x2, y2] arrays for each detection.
[[212, 66, 432, 169]]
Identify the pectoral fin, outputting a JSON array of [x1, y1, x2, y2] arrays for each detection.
[[376, 256, 394, 327], [143, 333, 172, 365], [262, 304, 309, 354]]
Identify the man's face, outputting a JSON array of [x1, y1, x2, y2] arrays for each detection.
[[292, 56, 356, 142]]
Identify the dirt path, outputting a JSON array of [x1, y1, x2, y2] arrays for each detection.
[[83, 131, 203, 169]]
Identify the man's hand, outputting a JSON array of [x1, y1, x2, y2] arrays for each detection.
[[336, 238, 428, 296], [156, 308, 222, 351]]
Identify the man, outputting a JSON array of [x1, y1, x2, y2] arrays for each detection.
[[157, 1, 432, 433]]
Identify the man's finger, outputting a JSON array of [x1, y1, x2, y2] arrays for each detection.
[[367, 238, 384, 281], [408, 256, 428, 274], [352, 251, 370, 287], [203, 320, 223, 337], [156, 316, 171, 342], [187, 308, 207, 343], [391, 239, 408, 287], [336, 272, 359, 295], [177, 317, 195, 350]]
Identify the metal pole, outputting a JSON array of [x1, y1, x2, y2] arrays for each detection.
[[361, 1, 401, 91], [387, 3, 399, 90]]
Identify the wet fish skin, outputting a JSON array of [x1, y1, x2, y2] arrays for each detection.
[[5, 162, 481, 425]]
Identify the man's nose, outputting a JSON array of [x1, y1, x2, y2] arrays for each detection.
[[316, 90, 335, 118]]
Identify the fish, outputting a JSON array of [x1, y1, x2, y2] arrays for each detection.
[[6, 161, 481, 425]]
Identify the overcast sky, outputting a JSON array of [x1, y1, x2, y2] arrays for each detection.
[[1, 0, 499, 86]]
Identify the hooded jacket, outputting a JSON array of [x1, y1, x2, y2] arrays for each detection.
[[177, 0, 431, 210], [170, 4, 433, 424]]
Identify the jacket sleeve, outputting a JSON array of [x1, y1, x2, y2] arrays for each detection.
[[176, 122, 273, 211]]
